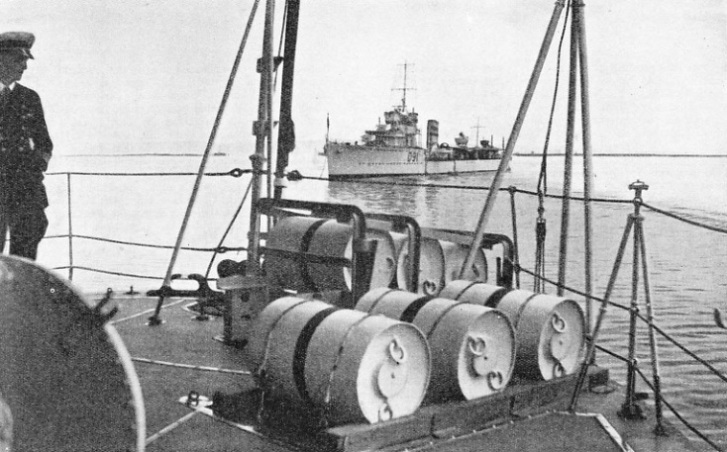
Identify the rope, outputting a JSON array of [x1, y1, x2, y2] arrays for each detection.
[[131, 357, 252, 376], [536, 0, 571, 196], [642, 202, 727, 234], [298, 173, 634, 204], [145, 411, 198, 446], [110, 298, 189, 325], [68, 234, 247, 253], [634, 366, 725, 452], [53, 265, 163, 280], [633, 311, 727, 384], [594, 344, 629, 363], [204, 178, 254, 279], [46, 168, 251, 177], [510, 259, 631, 311]]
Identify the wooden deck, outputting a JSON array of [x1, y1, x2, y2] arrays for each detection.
[[110, 295, 706, 452]]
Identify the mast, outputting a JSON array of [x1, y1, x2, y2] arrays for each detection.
[[392, 61, 415, 111], [274, 0, 301, 200], [472, 118, 486, 146]]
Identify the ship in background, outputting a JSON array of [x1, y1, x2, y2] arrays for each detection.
[[324, 65, 504, 179]]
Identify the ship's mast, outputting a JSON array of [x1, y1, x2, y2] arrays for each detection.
[[392, 61, 415, 111], [472, 117, 486, 146]]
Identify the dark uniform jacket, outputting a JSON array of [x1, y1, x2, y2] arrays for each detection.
[[0, 83, 52, 213]]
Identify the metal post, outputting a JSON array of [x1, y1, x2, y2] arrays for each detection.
[[66, 173, 74, 281], [619, 180, 648, 420], [556, 5, 578, 297], [574, 0, 595, 335], [570, 211, 634, 411], [274, 0, 301, 201], [509, 187, 521, 288], [637, 216, 667, 435], [248, 0, 275, 270], [460, 0, 565, 278]]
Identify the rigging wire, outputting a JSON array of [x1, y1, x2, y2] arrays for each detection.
[[204, 178, 254, 279], [149, 0, 262, 324], [534, 0, 572, 292]]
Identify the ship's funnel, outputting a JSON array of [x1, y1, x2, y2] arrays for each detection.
[[427, 120, 439, 150]]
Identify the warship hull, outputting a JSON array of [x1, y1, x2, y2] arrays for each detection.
[[325, 144, 501, 179]]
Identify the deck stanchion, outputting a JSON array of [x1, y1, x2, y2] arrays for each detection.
[[66, 173, 74, 281], [508, 187, 521, 288]]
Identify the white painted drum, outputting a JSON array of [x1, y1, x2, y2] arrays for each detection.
[[248, 297, 430, 425], [264, 217, 397, 292], [264, 216, 324, 292], [356, 289, 516, 403], [396, 237, 445, 296], [496, 290, 586, 380], [308, 222, 397, 291], [245, 297, 334, 403], [440, 280, 508, 308], [305, 310, 430, 424], [439, 241, 488, 284]]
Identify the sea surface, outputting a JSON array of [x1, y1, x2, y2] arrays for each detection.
[[41, 151, 726, 450]]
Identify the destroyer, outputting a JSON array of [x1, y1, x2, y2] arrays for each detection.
[[324, 65, 503, 179]]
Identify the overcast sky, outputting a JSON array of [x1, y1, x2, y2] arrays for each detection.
[[2, 0, 725, 155]]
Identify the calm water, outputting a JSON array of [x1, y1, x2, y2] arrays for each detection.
[[41, 152, 726, 449]]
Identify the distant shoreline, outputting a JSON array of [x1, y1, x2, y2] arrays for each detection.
[[62, 153, 227, 157], [514, 153, 727, 158]]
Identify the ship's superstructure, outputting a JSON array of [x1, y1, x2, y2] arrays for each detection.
[[325, 66, 502, 179]]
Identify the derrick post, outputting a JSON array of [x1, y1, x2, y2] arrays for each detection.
[[274, 0, 301, 201], [461, 0, 565, 278], [557, 0, 579, 297], [221, 0, 276, 346], [574, 0, 595, 337]]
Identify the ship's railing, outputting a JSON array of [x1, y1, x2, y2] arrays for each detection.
[[40, 168, 726, 451], [44, 168, 252, 286]]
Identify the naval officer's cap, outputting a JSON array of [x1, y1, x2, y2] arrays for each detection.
[[0, 31, 35, 59]]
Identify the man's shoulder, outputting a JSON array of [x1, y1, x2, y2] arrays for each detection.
[[13, 84, 40, 100]]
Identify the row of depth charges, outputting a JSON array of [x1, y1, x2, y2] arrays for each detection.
[[245, 281, 586, 427], [264, 216, 490, 296]]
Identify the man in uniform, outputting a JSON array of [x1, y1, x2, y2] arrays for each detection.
[[0, 31, 52, 260]]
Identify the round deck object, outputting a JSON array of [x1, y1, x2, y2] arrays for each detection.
[[265, 217, 397, 292], [305, 310, 429, 424], [245, 296, 311, 370], [250, 297, 429, 425], [264, 216, 324, 292], [415, 299, 515, 402], [247, 298, 335, 404], [0, 256, 146, 451], [307, 221, 397, 291], [440, 280, 508, 308], [356, 289, 515, 403], [439, 241, 488, 284], [396, 237, 445, 296], [496, 290, 586, 380]]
